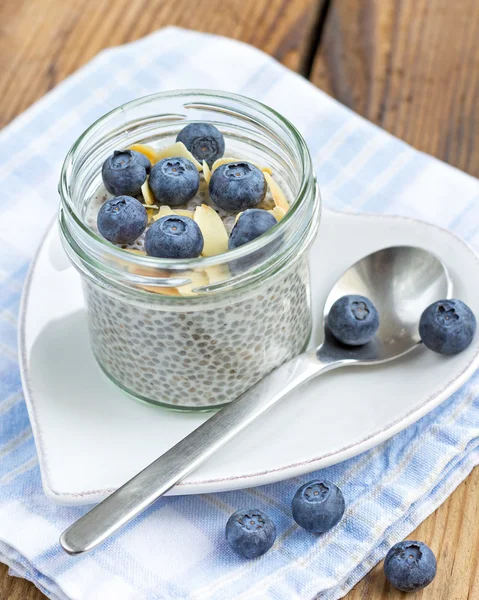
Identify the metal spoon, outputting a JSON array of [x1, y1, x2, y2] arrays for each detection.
[[60, 245, 451, 554]]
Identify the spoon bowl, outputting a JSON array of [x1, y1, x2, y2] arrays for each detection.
[[60, 245, 452, 554], [320, 246, 452, 364]]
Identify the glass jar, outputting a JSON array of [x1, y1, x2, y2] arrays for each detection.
[[59, 90, 320, 410]]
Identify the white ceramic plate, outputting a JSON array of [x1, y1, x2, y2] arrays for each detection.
[[19, 209, 479, 505]]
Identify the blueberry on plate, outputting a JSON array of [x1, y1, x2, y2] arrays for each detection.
[[225, 508, 276, 559], [419, 299, 476, 355], [292, 480, 345, 533], [101, 150, 148, 196], [209, 162, 266, 212], [145, 215, 204, 259], [149, 157, 200, 206], [97, 196, 148, 245], [384, 541, 437, 592], [327, 294, 379, 346], [176, 123, 225, 167], [130, 150, 151, 173], [229, 209, 277, 249]]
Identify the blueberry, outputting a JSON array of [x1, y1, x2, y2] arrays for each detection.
[[228, 237, 280, 276], [176, 123, 225, 167], [97, 196, 148, 245], [292, 480, 345, 533], [101, 150, 147, 196], [130, 150, 151, 173], [209, 162, 266, 212], [145, 215, 203, 258], [229, 209, 277, 249], [327, 295, 379, 346], [419, 299, 476, 355], [149, 157, 200, 207], [384, 541, 437, 592], [225, 509, 276, 559]]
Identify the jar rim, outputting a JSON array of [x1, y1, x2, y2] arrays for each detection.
[[59, 89, 319, 285]]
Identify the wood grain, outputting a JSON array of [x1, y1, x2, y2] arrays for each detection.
[[0, 0, 321, 127], [2, 0, 479, 598], [312, 1, 479, 597], [0, 563, 42, 600], [344, 466, 479, 600], [311, 0, 479, 177]]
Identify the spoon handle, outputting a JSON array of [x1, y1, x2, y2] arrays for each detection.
[[60, 350, 338, 554]]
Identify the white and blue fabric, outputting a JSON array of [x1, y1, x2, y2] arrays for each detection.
[[1, 28, 479, 600]]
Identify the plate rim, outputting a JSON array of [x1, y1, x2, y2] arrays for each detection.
[[18, 210, 479, 503]]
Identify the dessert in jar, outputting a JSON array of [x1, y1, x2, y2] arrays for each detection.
[[59, 91, 321, 410]]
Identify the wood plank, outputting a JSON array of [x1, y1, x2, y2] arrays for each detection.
[[345, 466, 479, 600], [311, 0, 479, 177], [0, 563, 43, 600], [311, 2, 479, 598], [0, 0, 321, 127]]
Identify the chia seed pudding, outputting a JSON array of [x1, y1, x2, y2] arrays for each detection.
[[59, 91, 320, 410], [84, 258, 311, 408]]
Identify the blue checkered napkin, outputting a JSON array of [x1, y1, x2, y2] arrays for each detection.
[[1, 27, 479, 600]]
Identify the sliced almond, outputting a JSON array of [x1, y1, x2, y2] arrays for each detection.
[[202, 160, 212, 183], [264, 172, 289, 211], [177, 270, 209, 296], [126, 262, 167, 278], [153, 206, 194, 221], [211, 157, 237, 173], [205, 264, 230, 284], [146, 207, 156, 223], [155, 142, 202, 171], [175, 209, 195, 218], [211, 157, 272, 175], [257, 196, 275, 211], [129, 143, 157, 164], [269, 206, 287, 221], [125, 254, 183, 296], [194, 204, 229, 257], [142, 285, 181, 296], [155, 205, 173, 220], [141, 178, 155, 205]]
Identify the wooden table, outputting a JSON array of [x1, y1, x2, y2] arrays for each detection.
[[1, 1, 478, 598]]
